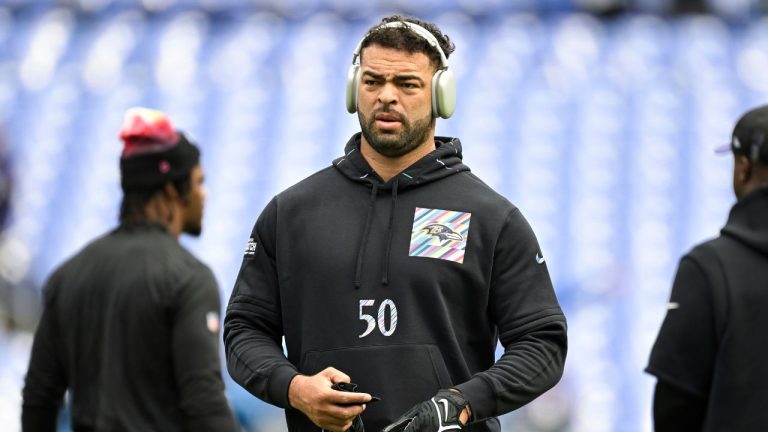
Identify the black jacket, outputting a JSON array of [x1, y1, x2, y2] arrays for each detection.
[[22, 223, 237, 432], [225, 134, 568, 432], [647, 184, 768, 431]]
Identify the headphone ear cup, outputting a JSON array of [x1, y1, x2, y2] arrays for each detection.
[[346, 64, 360, 114], [431, 69, 456, 119]]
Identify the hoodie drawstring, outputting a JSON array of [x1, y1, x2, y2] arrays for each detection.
[[381, 177, 399, 286], [354, 182, 379, 289]]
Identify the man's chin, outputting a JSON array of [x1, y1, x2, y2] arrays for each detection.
[[370, 133, 405, 149], [372, 128, 401, 139]]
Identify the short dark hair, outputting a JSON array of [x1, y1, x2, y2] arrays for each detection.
[[119, 174, 191, 224], [359, 15, 455, 71]]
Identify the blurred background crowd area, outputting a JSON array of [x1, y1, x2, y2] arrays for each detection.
[[1, 0, 768, 431]]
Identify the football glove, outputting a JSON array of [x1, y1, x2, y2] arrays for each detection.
[[348, 415, 364, 432], [382, 389, 469, 432], [329, 382, 377, 432]]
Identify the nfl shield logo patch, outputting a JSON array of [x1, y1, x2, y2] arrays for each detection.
[[409, 207, 471, 264]]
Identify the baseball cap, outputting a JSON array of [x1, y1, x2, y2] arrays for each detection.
[[118, 107, 200, 192], [715, 105, 768, 163]]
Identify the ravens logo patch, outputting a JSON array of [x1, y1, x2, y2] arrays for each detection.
[[422, 224, 464, 242], [410, 207, 471, 264]]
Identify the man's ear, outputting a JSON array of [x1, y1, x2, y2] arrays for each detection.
[[736, 155, 752, 183], [164, 180, 191, 206], [163, 181, 180, 201]]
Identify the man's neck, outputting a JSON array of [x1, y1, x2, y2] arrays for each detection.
[[360, 138, 436, 183], [741, 166, 768, 200]]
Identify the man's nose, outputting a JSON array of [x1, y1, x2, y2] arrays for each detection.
[[377, 82, 398, 105]]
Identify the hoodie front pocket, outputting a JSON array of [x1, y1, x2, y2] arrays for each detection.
[[299, 343, 452, 432]]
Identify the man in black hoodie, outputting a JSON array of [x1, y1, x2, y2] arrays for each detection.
[[225, 15, 567, 432], [646, 104, 768, 431], [22, 108, 237, 432]]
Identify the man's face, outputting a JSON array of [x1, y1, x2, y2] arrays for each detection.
[[357, 44, 436, 157], [182, 164, 206, 236]]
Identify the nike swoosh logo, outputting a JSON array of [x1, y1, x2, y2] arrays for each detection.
[[667, 302, 679, 310], [430, 398, 462, 432], [536, 253, 545, 264]]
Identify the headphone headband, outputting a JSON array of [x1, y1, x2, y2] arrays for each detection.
[[351, 21, 450, 70]]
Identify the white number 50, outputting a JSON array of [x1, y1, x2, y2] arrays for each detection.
[[359, 299, 398, 338]]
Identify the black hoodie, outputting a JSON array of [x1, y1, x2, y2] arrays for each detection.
[[225, 134, 567, 432], [647, 185, 768, 431], [22, 224, 237, 432]]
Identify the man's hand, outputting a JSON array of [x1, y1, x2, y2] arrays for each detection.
[[288, 367, 372, 432], [383, 389, 471, 432]]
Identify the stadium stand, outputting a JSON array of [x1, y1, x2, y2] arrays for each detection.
[[1, 1, 767, 431]]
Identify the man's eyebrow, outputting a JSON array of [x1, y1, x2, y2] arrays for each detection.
[[361, 71, 425, 84], [361, 71, 385, 80], [393, 74, 424, 84]]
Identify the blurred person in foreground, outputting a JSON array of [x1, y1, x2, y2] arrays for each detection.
[[21, 108, 237, 432], [0, 127, 12, 327], [647, 105, 768, 431], [224, 15, 567, 432]]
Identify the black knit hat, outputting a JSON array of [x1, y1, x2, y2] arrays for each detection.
[[118, 107, 200, 192]]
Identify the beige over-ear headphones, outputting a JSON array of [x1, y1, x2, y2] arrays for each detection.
[[345, 21, 456, 119]]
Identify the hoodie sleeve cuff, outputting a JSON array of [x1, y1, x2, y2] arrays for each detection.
[[454, 375, 497, 421], [267, 365, 300, 409]]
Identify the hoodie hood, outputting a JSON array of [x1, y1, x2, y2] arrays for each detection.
[[721, 184, 768, 255], [331, 133, 470, 289], [332, 132, 470, 190]]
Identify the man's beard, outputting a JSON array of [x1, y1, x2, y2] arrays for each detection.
[[182, 211, 203, 237], [183, 223, 202, 237], [359, 107, 434, 158]]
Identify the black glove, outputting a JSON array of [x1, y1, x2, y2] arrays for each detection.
[[382, 389, 469, 432], [330, 382, 376, 432], [320, 416, 363, 432], [348, 415, 364, 432]]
